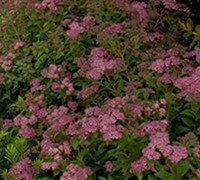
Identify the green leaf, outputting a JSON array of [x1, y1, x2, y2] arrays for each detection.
[[108, 175, 114, 180], [186, 18, 194, 31], [98, 177, 107, 180], [14, 137, 28, 155], [156, 171, 175, 180], [195, 25, 200, 34], [117, 79, 124, 93], [175, 125, 190, 134], [5, 144, 18, 164], [0, 129, 9, 139], [70, 137, 80, 150], [77, 148, 89, 163], [32, 158, 44, 168], [148, 175, 158, 180], [181, 117, 195, 127], [174, 160, 193, 179]]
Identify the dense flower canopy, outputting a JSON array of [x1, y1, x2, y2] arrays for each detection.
[[0, 0, 200, 180]]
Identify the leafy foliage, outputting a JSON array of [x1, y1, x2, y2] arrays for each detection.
[[0, 0, 200, 180]]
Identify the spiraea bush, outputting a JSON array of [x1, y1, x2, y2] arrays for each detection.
[[0, 0, 200, 179]]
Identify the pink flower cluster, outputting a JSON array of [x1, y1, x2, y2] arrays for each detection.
[[2, 118, 13, 129], [65, 97, 125, 141], [193, 147, 200, 158], [41, 161, 59, 171], [173, 66, 200, 97], [12, 40, 24, 50], [127, 103, 143, 119], [0, 52, 16, 71], [76, 48, 123, 80], [157, 73, 175, 84], [139, 120, 168, 136], [190, 48, 200, 63], [150, 56, 180, 74], [52, 77, 74, 95], [28, 101, 49, 119], [196, 169, 200, 177], [139, 120, 188, 163], [131, 119, 188, 173], [60, 164, 91, 180], [8, 158, 36, 180], [45, 105, 74, 132], [67, 101, 78, 112], [145, 32, 163, 42], [40, 135, 71, 170], [14, 114, 37, 138], [144, 99, 167, 117], [30, 78, 46, 92], [160, 0, 179, 10], [65, 16, 95, 40], [130, 158, 153, 174], [132, 1, 148, 27], [77, 84, 99, 99], [35, 0, 62, 11], [41, 64, 63, 79], [103, 23, 124, 34], [105, 160, 113, 172], [111, 0, 148, 27]]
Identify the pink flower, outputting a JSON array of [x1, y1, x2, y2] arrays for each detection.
[[130, 158, 153, 174], [150, 59, 165, 73], [60, 77, 74, 95], [77, 48, 123, 80], [158, 73, 175, 84], [132, 1, 148, 27], [142, 144, 161, 160], [160, 0, 179, 10], [13, 41, 24, 49], [52, 82, 60, 91], [41, 64, 62, 79], [146, 32, 162, 42], [101, 124, 123, 141], [60, 164, 91, 180], [82, 117, 98, 133], [196, 169, 200, 177], [35, 0, 58, 11], [67, 101, 78, 111], [173, 66, 200, 97], [106, 97, 124, 109], [105, 161, 113, 172], [152, 101, 160, 110], [159, 108, 166, 117], [168, 145, 188, 163], [82, 16, 96, 29], [150, 132, 170, 152], [77, 85, 99, 99], [139, 120, 168, 136], [19, 126, 36, 138], [193, 147, 200, 158], [66, 21, 85, 40], [30, 78, 46, 92], [8, 158, 36, 180], [62, 18, 72, 25], [160, 98, 167, 105], [41, 162, 58, 170], [2, 119, 13, 129], [62, 141, 72, 155], [103, 23, 123, 34], [190, 48, 200, 63], [85, 106, 101, 116]]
